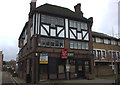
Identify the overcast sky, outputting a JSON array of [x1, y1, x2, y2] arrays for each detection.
[[0, 0, 119, 61]]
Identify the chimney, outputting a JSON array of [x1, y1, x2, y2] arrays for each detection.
[[30, 0, 37, 12], [74, 3, 83, 17]]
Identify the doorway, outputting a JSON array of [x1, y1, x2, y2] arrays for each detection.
[[77, 60, 85, 78]]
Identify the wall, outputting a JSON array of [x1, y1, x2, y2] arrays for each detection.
[[95, 64, 113, 76]]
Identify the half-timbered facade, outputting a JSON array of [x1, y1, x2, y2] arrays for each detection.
[[18, 1, 94, 83]]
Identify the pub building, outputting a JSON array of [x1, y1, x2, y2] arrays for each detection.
[[18, 0, 94, 83]]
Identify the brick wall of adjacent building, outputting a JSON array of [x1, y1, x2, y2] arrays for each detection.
[[93, 42, 120, 60], [95, 64, 114, 76], [93, 40, 120, 76]]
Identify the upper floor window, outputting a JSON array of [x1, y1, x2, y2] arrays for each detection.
[[111, 40, 114, 45], [117, 52, 120, 58], [69, 20, 87, 31], [41, 15, 64, 27], [100, 38, 104, 43], [70, 40, 88, 50], [92, 37, 96, 42], [115, 41, 118, 45], [108, 39, 111, 44], [108, 51, 112, 58], [93, 50, 96, 57], [102, 51, 105, 58], [94, 49, 106, 59], [113, 52, 116, 58], [81, 22, 87, 30], [118, 41, 120, 46], [104, 39, 108, 44], [40, 37, 64, 48]]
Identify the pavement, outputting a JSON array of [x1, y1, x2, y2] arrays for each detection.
[[2, 71, 16, 85], [1, 71, 116, 85], [0, 70, 2, 85]]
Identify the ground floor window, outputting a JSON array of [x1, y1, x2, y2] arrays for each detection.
[[85, 61, 90, 74], [40, 64, 48, 74], [58, 65, 65, 73], [71, 65, 75, 73]]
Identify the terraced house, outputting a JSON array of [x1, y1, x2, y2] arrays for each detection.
[[18, 0, 94, 83], [92, 31, 120, 76]]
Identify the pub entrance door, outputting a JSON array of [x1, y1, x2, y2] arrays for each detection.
[[77, 60, 85, 78]]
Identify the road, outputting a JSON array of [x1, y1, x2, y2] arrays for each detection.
[[0, 71, 116, 85]]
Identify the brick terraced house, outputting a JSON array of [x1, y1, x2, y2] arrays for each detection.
[[92, 31, 120, 76], [18, 0, 94, 83]]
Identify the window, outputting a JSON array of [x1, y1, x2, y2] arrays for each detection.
[[108, 51, 112, 58], [104, 39, 108, 44], [41, 15, 64, 26], [40, 37, 64, 48], [71, 65, 75, 73], [84, 23, 88, 30], [70, 20, 77, 28], [111, 40, 114, 45], [117, 52, 120, 58], [60, 40, 64, 48], [69, 20, 88, 31], [40, 65, 48, 74], [78, 42, 82, 49], [85, 42, 88, 49], [40, 37, 46, 46], [81, 23, 88, 30], [58, 65, 64, 73], [77, 22, 81, 31], [82, 42, 88, 49], [102, 51, 105, 58], [51, 39, 55, 47], [113, 52, 116, 58], [70, 41, 74, 49], [108, 39, 111, 44], [118, 41, 120, 46], [93, 50, 96, 57], [85, 61, 90, 73], [97, 50, 101, 58], [92, 37, 96, 42], [46, 38, 50, 47], [82, 42, 86, 49], [51, 29, 56, 36], [55, 39, 59, 47], [100, 38, 104, 43], [81, 23, 84, 29], [70, 40, 88, 50], [74, 41, 78, 49], [115, 41, 118, 45]]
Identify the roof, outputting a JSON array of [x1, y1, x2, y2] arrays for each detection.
[[92, 31, 118, 40], [33, 3, 88, 22], [18, 22, 28, 40]]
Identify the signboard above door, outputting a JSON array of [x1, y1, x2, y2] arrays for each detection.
[[40, 53, 48, 64], [61, 49, 68, 59]]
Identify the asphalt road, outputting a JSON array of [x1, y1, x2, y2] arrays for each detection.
[[0, 71, 116, 85]]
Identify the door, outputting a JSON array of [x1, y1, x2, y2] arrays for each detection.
[[39, 64, 48, 80], [77, 60, 84, 78]]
